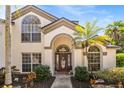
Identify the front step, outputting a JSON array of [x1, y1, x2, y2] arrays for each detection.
[[54, 71, 73, 75]]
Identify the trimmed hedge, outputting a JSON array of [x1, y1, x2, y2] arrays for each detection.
[[33, 65, 52, 82], [116, 53, 124, 67], [75, 66, 89, 81]]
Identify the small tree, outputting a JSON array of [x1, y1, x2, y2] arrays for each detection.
[[74, 20, 110, 69], [105, 21, 124, 52]]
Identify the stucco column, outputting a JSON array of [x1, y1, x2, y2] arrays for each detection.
[[44, 49, 54, 75], [83, 55, 88, 68]]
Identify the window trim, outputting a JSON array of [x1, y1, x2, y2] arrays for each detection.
[[21, 15, 41, 43], [22, 52, 42, 72], [88, 46, 101, 71], [21, 33, 41, 43]]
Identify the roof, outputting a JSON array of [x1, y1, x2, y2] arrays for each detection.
[[0, 5, 81, 27], [41, 17, 83, 34], [12, 5, 59, 21], [107, 45, 120, 48]]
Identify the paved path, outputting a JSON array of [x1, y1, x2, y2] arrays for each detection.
[[51, 74, 72, 88]]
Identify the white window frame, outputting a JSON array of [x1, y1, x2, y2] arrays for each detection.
[[21, 15, 41, 43], [22, 53, 42, 72], [88, 46, 101, 71]]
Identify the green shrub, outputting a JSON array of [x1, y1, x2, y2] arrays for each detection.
[[116, 53, 124, 67], [33, 65, 51, 82], [75, 66, 89, 81], [95, 67, 124, 83], [0, 67, 5, 85]]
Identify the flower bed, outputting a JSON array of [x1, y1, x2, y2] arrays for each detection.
[[0, 65, 55, 88], [71, 66, 90, 88], [95, 67, 124, 88], [33, 77, 55, 88], [12, 76, 55, 88], [71, 77, 90, 88]]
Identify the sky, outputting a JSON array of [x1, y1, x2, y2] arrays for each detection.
[[0, 5, 124, 34]]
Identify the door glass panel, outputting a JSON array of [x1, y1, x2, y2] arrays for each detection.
[[61, 57, 66, 69], [56, 54, 59, 70], [55, 45, 72, 72], [68, 54, 70, 66]]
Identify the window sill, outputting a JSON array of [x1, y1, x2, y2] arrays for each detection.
[[21, 41, 41, 43]]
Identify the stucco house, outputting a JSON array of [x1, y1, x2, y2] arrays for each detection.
[[0, 5, 118, 75]]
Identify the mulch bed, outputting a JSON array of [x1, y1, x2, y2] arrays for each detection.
[[71, 77, 91, 88], [93, 83, 116, 88], [70, 77, 122, 88], [33, 77, 55, 88], [0, 77, 55, 88]]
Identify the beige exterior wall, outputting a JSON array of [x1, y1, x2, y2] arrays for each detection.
[[0, 9, 117, 75], [0, 23, 5, 68], [44, 25, 75, 47], [44, 49, 54, 75], [11, 12, 52, 72], [73, 49, 83, 70], [103, 48, 116, 69]]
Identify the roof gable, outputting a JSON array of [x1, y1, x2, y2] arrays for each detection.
[[12, 5, 58, 21], [42, 18, 79, 34]]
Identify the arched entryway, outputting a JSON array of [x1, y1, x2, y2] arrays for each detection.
[[55, 45, 72, 73]]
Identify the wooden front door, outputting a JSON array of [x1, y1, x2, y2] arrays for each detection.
[[55, 45, 72, 72]]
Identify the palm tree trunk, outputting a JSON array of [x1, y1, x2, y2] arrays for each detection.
[[85, 41, 88, 55], [5, 5, 12, 85]]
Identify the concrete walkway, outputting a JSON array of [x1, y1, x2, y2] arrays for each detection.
[[51, 74, 72, 88]]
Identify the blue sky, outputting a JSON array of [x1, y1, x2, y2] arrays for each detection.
[[0, 5, 124, 29]]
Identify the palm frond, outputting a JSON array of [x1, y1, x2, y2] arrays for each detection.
[[75, 25, 84, 33], [74, 20, 108, 48], [93, 35, 111, 41]]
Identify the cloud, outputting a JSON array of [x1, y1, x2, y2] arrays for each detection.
[[98, 15, 119, 28], [54, 5, 110, 18], [53, 5, 112, 28], [54, 5, 114, 35]]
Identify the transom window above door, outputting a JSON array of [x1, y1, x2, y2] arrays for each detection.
[[21, 15, 41, 42], [56, 45, 70, 52]]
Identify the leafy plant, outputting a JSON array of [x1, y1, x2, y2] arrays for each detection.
[[116, 53, 124, 67], [33, 65, 51, 82], [74, 20, 110, 53], [74, 20, 110, 70], [105, 21, 124, 52], [95, 67, 124, 84], [75, 66, 89, 81]]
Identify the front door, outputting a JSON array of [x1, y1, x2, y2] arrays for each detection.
[[55, 45, 72, 72]]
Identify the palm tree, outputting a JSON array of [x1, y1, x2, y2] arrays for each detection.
[[3, 5, 21, 86], [105, 20, 124, 45], [74, 20, 110, 70], [4, 5, 12, 86], [74, 20, 110, 54]]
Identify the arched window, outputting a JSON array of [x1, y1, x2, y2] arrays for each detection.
[[88, 46, 100, 71], [22, 15, 41, 42]]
